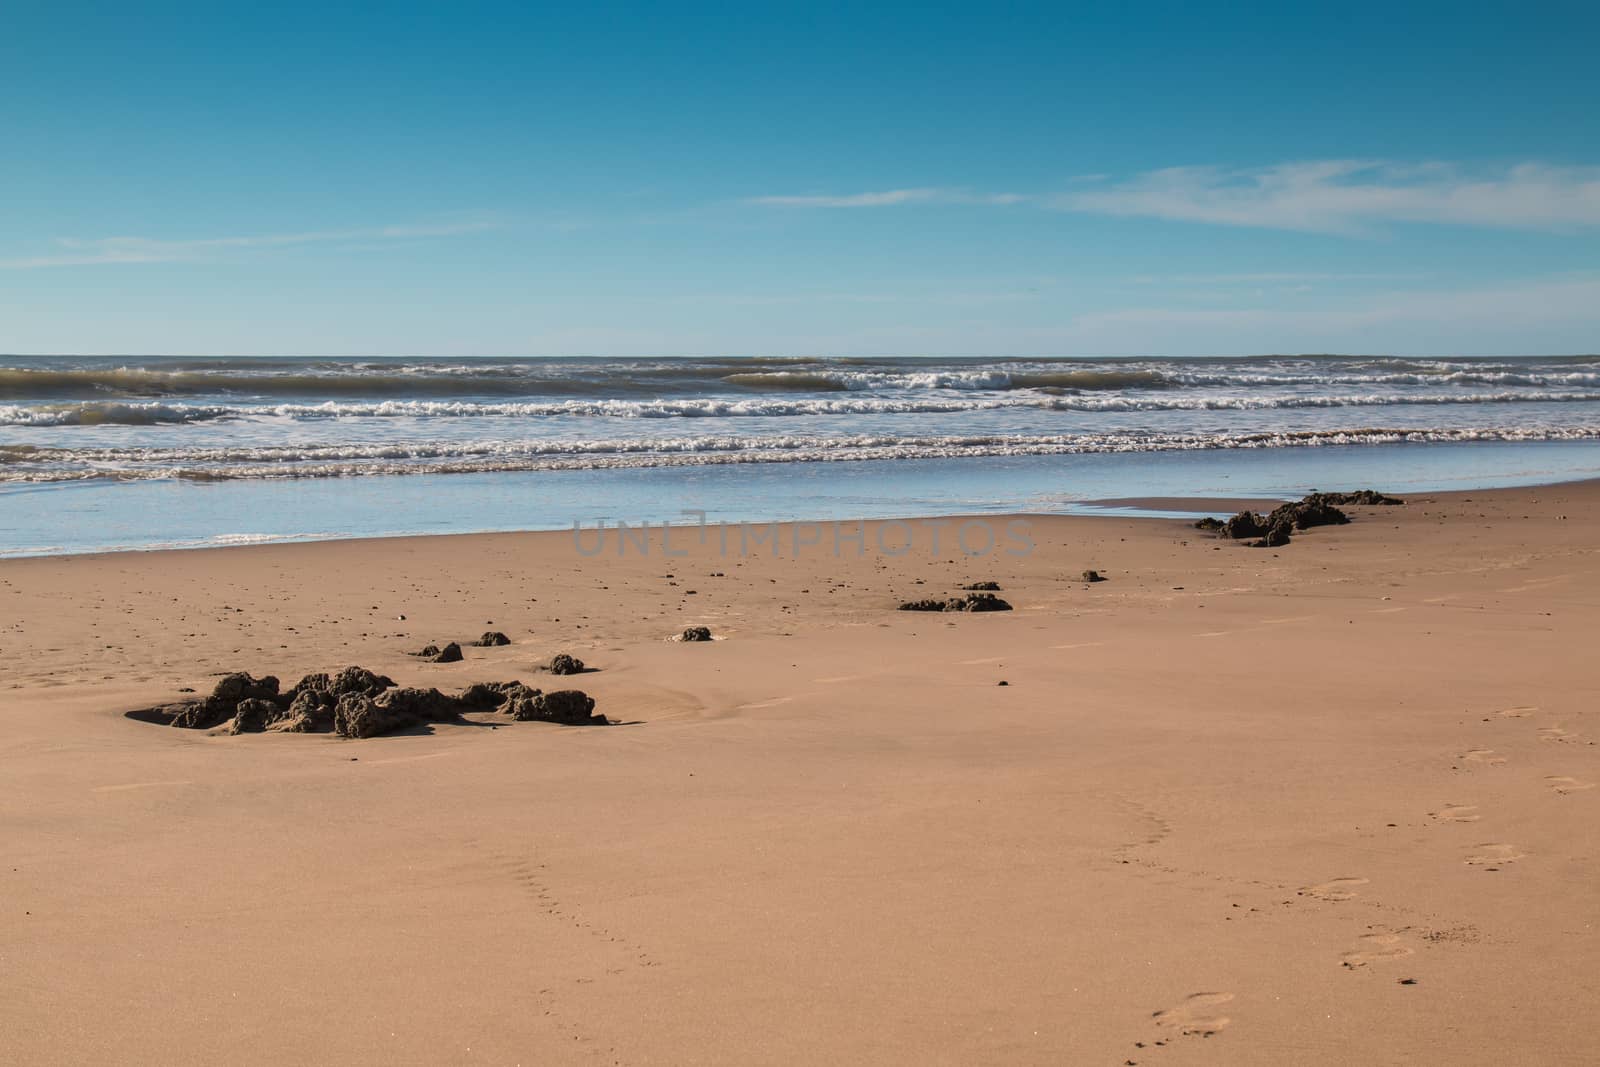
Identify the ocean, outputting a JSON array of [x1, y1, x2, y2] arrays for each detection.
[[4, 354, 1600, 556]]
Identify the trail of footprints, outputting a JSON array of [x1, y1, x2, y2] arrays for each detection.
[[1125, 701, 1593, 1057], [452, 837, 663, 1063], [486, 848, 660, 970], [1447, 704, 1596, 868]]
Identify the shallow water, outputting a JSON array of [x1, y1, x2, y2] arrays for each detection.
[[4, 439, 1597, 557]]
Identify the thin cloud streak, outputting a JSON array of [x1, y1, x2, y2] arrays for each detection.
[[747, 162, 1600, 233], [746, 188, 1024, 208], [1053, 161, 1600, 233], [0, 220, 498, 269]]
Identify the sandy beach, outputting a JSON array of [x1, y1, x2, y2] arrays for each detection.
[[3, 481, 1598, 1065]]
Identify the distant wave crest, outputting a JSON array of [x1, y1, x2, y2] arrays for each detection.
[[8, 389, 1600, 425]]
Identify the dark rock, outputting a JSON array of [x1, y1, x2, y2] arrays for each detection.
[[334, 665, 396, 694], [1206, 491, 1384, 550], [473, 631, 511, 647], [1308, 489, 1403, 506], [289, 666, 394, 702], [224, 697, 280, 735], [210, 672, 280, 706], [1252, 522, 1292, 548], [1224, 511, 1265, 539], [459, 681, 521, 710], [410, 642, 463, 663], [334, 692, 419, 739], [681, 626, 713, 642], [1264, 498, 1348, 531], [962, 581, 1002, 591], [547, 653, 585, 675], [1082, 570, 1106, 583], [497, 682, 545, 720], [166, 672, 282, 730], [375, 686, 460, 723], [163, 700, 228, 730], [898, 593, 1013, 612], [1193, 517, 1225, 533], [506, 687, 604, 725], [268, 689, 335, 732]]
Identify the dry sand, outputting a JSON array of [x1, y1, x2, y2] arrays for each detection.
[[2, 482, 1598, 1065]]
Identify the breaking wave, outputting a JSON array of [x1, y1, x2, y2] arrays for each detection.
[[9, 390, 1600, 426], [6, 426, 1599, 483]]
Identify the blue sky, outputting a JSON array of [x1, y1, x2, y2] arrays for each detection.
[[3, 1, 1598, 357]]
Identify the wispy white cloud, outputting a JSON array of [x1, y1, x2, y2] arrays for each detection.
[[1131, 271, 1420, 284], [1053, 161, 1600, 233], [747, 162, 1600, 234], [745, 188, 1023, 208], [1053, 274, 1600, 354], [0, 220, 497, 269]]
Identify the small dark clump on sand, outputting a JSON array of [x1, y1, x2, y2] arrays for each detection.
[[1082, 570, 1106, 582], [138, 666, 605, 738], [410, 641, 464, 663], [472, 631, 511, 647], [898, 592, 1013, 613], [962, 581, 1002, 591], [681, 626, 713, 642], [547, 653, 586, 675]]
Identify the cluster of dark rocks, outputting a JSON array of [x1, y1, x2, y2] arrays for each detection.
[[456, 681, 601, 724], [407, 631, 512, 662], [961, 581, 1002, 591], [144, 666, 604, 739], [680, 626, 713, 642], [898, 592, 1013, 612], [1194, 490, 1403, 548]]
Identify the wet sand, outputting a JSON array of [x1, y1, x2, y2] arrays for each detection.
[[2, 482, 1598, 1064]]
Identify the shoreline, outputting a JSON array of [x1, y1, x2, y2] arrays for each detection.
[[4, 479, 1599, 1063], [6, 471, 1600, 563]]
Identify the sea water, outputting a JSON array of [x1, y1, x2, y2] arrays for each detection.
[[3, 354, 1598, 555]]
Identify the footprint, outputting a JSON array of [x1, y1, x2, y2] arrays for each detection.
[[1465, 843, 1524, 867], [1341, 932, 1414, 968], [1432, 804, 1481, 823], [1538, 727, 1576, 743], [1152, 992, 1233, 1036], [1303, 877, 1369, 902], [1462, 749, 1506, 765], [1546, 776, 1595, 794], [1498, 706, 1538, 718]]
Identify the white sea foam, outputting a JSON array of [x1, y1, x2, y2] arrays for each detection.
[[8, 389, 1600, 426], [5, 426, 1598, 482]]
